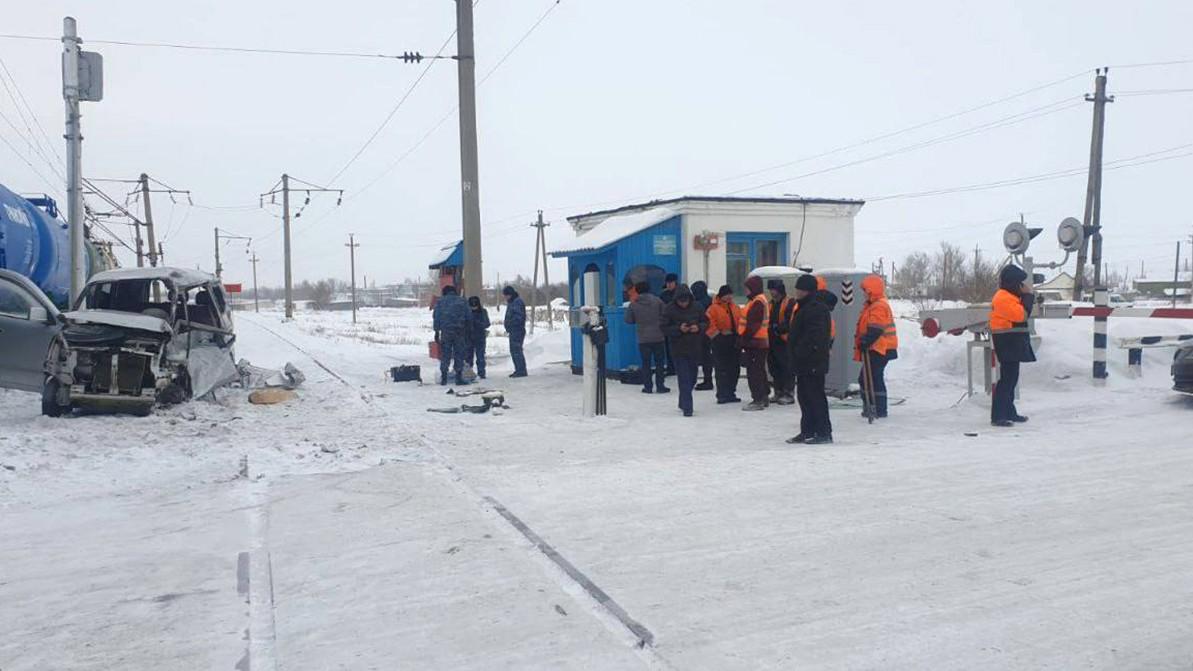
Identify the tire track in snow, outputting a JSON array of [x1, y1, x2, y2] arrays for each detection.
[[236, 314, 372, 404]]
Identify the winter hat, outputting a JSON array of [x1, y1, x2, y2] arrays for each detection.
[[665, 272, 678, 284], [442, 285, 458, 296], [468, 296, 481, 308], [794, 274, 819, 293], [716, 284, 733, 298], [501, 285, 517, 297], [744, 275, 764, 296], [674, 284, 693, 303], [766, 278, 786, 292], [999, 265, 1028, 293], [690, 280, 709, 300]]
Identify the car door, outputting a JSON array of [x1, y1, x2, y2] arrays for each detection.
[[0, 273, 61, 392]]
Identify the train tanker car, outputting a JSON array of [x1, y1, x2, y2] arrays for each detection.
[[0, 182, 115, 306]]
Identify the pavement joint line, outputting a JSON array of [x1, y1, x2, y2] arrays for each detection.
[[482, 495, 656, 649]]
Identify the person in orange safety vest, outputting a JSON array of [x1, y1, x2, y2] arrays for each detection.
[[989, 264, 1036, 427], [767, 279, 798, 405], [853, 274, 898, 418], [738, 275, 770, 410], [705, 284, 743, 404]]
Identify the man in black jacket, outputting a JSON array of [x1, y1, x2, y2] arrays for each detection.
[[689, 281, 715, 390], [662, 285, 710, 416], [786, 274, 833, 444]]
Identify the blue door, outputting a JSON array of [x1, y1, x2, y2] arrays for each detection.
[[726, 233, 788, 292]]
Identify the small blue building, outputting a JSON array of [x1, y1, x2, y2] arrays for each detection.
[[550, 196, 864, 374]]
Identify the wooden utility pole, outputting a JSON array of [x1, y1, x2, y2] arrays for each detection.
[[456, 0, 483, 298], [346, 233, 360, 324], [249, 252, 260, 313], [139, 173, 159, 266], [1174, 241, 1182, 309], [282, 174, 293, 318], [1073, 68, 1114, 301], [529, 210, 552, 332]]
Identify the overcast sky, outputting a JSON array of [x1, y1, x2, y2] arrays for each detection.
[[3, 0, 1192, 288]]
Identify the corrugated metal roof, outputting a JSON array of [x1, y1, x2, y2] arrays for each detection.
[[551, 207, 678, 256]]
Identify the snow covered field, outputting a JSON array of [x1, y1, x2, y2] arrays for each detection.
[[2, 304, 1191, 670]]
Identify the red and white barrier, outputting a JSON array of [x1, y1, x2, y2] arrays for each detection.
[[1071, 306, 1193, 319]]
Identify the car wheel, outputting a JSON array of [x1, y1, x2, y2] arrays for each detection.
[[41, 376, 67, 417]]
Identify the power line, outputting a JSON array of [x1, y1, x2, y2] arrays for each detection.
[[1116, 88, 1193, 96], [725, 96, 1085, 195], [0, 132, 62, 196], [0, 33, 450, 62], [0, 56, 65, 179], [865, 142, 1193, 202]]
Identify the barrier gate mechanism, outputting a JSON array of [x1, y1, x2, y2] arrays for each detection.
[[919, 217, 1193, 393]]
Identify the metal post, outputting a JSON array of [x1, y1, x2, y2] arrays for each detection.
[[1074, 69, 1112, 301], [530, 213, 541, 335], [541, 215, 552, 330], [581, 268, 601, 417], [250, 253, 260, 313], [213, 227, 221, 278], [62, 17, 85, 301], [140, 173, 158, 267], [1093, 286, 1109, 383], [455, 0, 483, 298], [133, 218, 145, 267], [282, 174, 293, 319], [1173, 241, 1181, 309], [346, 233, 359, 324]]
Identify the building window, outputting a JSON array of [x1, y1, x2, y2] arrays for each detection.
[[623, 264, 666, 297], [725, 233, 789, 293]]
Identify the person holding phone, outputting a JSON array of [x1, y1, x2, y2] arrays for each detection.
[[663, 284, 710, 417]]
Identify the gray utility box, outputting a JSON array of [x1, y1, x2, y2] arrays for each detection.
[[748, 266, 872, 397]]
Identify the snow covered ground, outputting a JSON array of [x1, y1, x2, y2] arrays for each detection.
[[2, 304, 1191, 670]]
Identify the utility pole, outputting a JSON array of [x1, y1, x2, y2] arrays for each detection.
[[133, 218, 145, 267], [529, 210, 552, 333], [345, 233, 359, 324], [456, 0, 483, 297], [139, 173, 158, 266], [1174, 241, 1182, 309], [62, 17, 85, 301], [1073, 68, 1114, 301], [249, 252, 260, 313], [258, 174, 342, 319], [213, 227, 251, 281]]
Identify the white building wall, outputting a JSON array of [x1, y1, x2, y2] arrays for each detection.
[[678, 201, 859, 289]]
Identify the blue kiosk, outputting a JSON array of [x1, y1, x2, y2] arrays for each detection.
[[550, 196, 865, 375]]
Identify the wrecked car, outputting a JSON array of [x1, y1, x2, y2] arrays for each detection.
[[0, 266, 239, 416]]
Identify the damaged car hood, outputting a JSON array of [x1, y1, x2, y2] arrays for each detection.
[[62, 309, 173, 335]]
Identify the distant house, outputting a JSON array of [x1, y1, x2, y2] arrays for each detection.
[[1134, 272, 1192, 299], [1036, 271, 1075, 301], [550, 195, 863, 373]]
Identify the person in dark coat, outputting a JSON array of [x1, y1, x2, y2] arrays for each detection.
[[502, 286, 528, 378], [660, 273, 679, 376], [662, 285, 710, 417], [432, 285, 470, 385], [689, 281, 715, 390], [739, 275, 771, 411], [706, 285, 743, 404], [465, 296, 490, 379], [624, 281, 669, 393], [786, 274, 833, 444], [989, 265, 1036, 426]]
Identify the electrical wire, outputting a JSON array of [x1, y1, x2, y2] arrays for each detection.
[[0, 132, 62, 196], [1116, 88, 1193, 97], [0, 57, 65, 180], [725, 97, 1085, 195], [0, 33, 448, 61]]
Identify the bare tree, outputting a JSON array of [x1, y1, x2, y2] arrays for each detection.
[[932, 242, 970, 301], [894, 252, 932, 298]]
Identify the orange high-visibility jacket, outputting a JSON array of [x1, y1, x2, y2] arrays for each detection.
[[738, 293, 769, 344], [773, 295, 796, 342], [706, 298, 742, 337], [989, 289, 1027, 331], [853, 275, 898, 361]]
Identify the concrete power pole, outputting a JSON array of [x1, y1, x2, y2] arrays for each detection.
[[249, 252, 260, 313], [529, 210, 551, 333], [282, 174, 294, 318], [62, 17, 85, 301], [139, 173, 158, 266], [214, 227, 222, 279], [345, 234, 359, 324], [1073, 68, 1113, 301], [456, 0, 483, 298]]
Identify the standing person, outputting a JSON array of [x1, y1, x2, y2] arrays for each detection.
[[690, 281, 715, 390], [660, 273, 679, 376], [502, 286, 528, 378], [706, 285, 743, 404], [817, 275, 838, 344], [432, 285, 470, 386], [989, 265, 1036, 427], [465, 296, 490, 380], [786, 274, 833, 444], [767, 279, 797, 405], [737, 275, 770, 411], [625, 281, 669, 393], [662, 285, 710, 417], [853, 275, 899, 419]]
